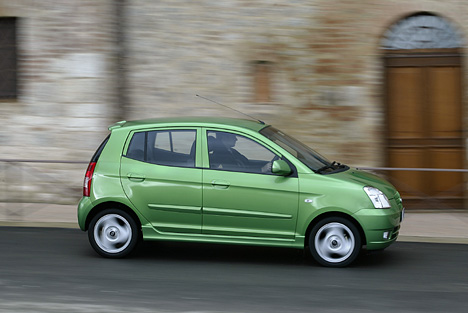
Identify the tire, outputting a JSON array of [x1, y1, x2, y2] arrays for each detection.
[[88, 209, 139, 258], [309, 217, 361, 267]]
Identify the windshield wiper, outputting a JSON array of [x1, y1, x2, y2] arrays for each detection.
[[316, 161, 346, 174], [316, 161, 335, 174]]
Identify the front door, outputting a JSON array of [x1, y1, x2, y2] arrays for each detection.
[[120, 128, 203, 233], [202, 129, 299, 239], [385, 51, 464, 209]]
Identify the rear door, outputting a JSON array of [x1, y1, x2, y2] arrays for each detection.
[[120, 128, 203, 234]]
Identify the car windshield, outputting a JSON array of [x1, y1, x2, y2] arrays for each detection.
[[260, 126, 343, 173]]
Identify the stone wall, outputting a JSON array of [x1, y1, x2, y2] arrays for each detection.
[[0, 0, 467, 204], [126, 0, 468, 166], [0, 0, 115, 160], [0, 0, 116, 203]]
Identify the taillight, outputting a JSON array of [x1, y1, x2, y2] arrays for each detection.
[[83, 162, 97, 197]]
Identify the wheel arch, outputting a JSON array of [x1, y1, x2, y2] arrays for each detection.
[[84, 201, 142, 232], [304, 211, 367, 248]]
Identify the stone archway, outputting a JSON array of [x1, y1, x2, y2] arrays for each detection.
[[382, 13, 465, 209]]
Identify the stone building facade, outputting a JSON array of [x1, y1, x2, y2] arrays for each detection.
[[0, 0, 467, 207]]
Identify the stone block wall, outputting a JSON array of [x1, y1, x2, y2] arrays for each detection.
[[125, 0, 468, 166], [0, 0, 115, 160], [0, 0, 467, 204], [0, 0, 115, 204]]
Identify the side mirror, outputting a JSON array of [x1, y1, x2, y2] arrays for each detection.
[[272, 160, 292, 176]]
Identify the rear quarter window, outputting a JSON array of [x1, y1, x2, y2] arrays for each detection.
[[126, 132, 146, 161], [91, 135, 110, 163]]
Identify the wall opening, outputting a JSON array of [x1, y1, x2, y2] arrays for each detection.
[[382, 12, 465, 210]]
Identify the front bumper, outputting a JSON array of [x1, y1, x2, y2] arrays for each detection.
[[353, 205, 404, 250]]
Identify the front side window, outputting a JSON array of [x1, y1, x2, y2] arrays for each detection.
[[207, 131, 276, 174], [126, 129, 196, 168]]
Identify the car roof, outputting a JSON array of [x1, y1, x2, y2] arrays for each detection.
[[109, 117, 269, 132]]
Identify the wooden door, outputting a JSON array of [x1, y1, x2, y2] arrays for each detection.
[[385, 51, 465, 209]]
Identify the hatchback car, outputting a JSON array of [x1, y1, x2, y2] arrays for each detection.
[[78, 117, 404, 267]]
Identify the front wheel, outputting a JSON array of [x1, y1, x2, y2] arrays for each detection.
[[309, 217, 361, 267], [88, 209, 139, 258]]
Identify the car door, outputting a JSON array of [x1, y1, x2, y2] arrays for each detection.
[[202, 129, 299, 240], [120, 128, 202, 234]]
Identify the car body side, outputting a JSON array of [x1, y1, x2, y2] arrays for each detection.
[[78, 119, 403, 251]]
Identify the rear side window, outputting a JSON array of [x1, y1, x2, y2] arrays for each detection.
[[126, 130, 196, 168]]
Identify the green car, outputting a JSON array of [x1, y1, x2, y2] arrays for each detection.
[[78, 117, 404, 267]]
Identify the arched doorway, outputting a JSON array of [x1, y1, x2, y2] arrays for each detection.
[[382, 13, 465, 209]]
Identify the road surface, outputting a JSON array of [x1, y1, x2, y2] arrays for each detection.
[[0, 227, 467, 313]]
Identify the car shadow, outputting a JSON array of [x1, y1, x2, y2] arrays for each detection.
[[133, 240, 307, 266], [127, 240, 399, 268]]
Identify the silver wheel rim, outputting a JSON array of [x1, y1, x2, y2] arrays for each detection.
[[314, 222, 355, 263], [94, 214, 132, 254]]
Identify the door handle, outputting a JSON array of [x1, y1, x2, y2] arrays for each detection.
[[127, 173, 146, 182], [211, 180, 230, 189]]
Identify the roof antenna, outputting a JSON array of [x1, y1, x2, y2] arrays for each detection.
[[196, 94, 265, 124]]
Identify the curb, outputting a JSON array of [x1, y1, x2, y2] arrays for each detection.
[[1, 221, 467, 245], [397, 236, 468, 245], [0, 222, 78, 229]]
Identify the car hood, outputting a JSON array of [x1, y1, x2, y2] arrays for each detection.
[[330, 168, 398, 199]]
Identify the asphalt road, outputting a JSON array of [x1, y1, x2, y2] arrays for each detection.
[[0, 227, 467, 313]]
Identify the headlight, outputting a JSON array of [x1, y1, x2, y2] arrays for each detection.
[[364, 186, 391, 209]]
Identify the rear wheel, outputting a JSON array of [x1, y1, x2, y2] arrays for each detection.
[[88, 209, 139, 258], [309, 217, 361, 267]]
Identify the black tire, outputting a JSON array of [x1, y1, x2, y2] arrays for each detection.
[[88, 208, 140, 258], [309, 216, 361, 267]]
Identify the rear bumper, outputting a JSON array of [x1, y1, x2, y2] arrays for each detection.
[[77, 197, 93, 231]]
